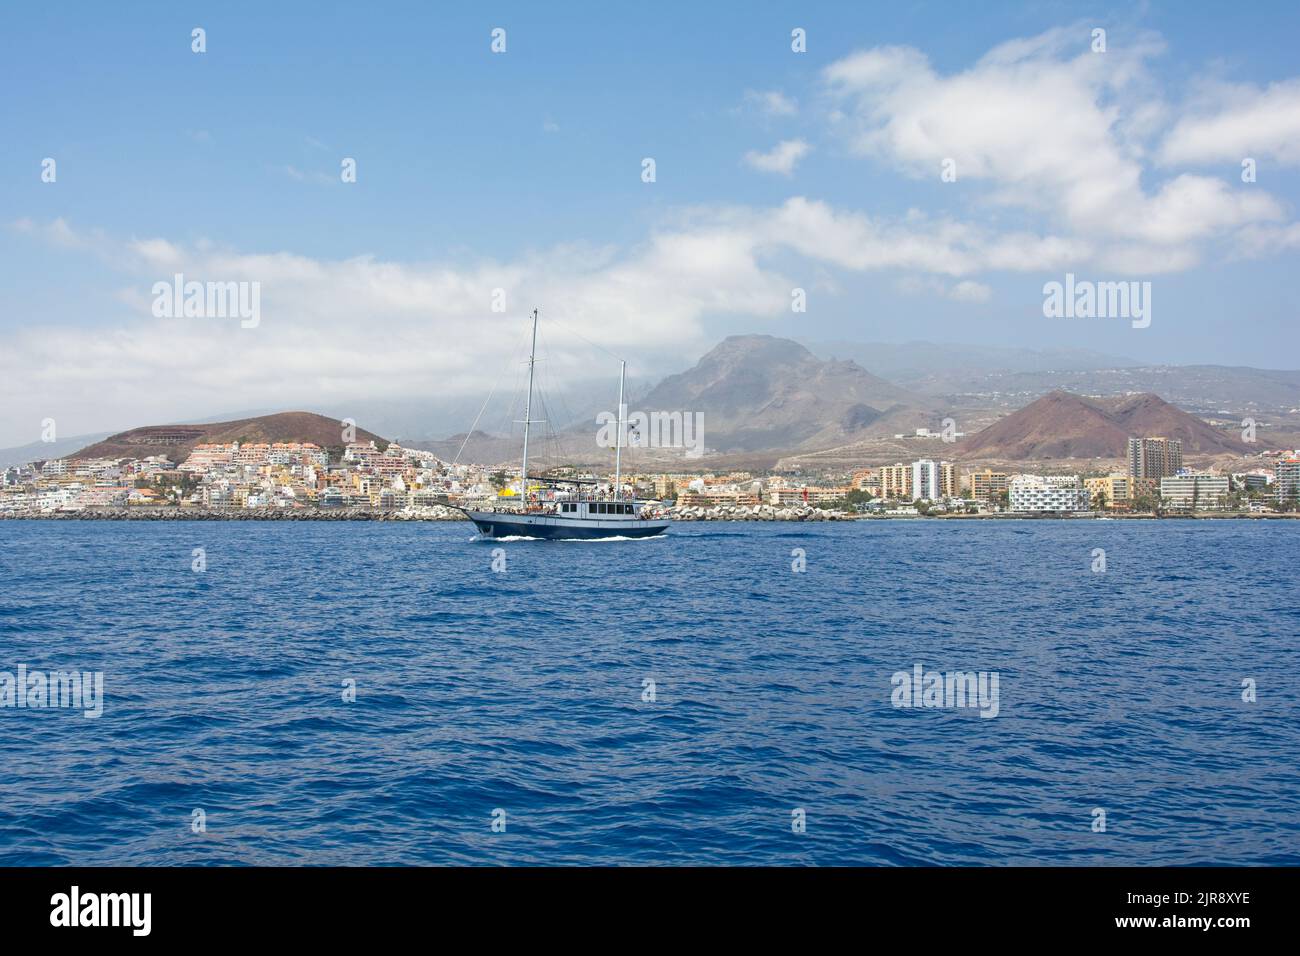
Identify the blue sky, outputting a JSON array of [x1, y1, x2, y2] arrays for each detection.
[[2, 1, 1299, 444]]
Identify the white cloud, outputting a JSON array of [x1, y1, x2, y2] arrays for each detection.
[[1, 199, 1114, 442], [744, 139, 811, 175], [1231, 222, 1300, 257], [2, 216, 794, 442], [283, 165, 335, 185], [896, 275, 992, 303], [742, 89, 798, 116], [11, 216, 96, 251], [949, 280, 992, 303], [822, 28, 1290, 257], [1160, 78, 1300, 167], [759, 197, 1090, 275]]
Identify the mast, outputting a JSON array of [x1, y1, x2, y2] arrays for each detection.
[[519, 308, 539, 502], [614, 360, 626, 501]]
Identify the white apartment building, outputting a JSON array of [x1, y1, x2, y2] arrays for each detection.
[[905, 459, 957, 501], [1008, 474, 1090, 513], [1160, 474, 1230, 511], [182, 443, 236, 472], [344, 441, 380, 463], [911, 460, 941, 501]]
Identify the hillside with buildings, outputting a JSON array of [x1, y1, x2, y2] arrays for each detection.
[[67, 412, 387, 464]]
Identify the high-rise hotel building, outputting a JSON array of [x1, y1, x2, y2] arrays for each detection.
[[878, 464, 912, 500], [879, 460, 957, 501], [1127, 437, 1183, 480], [966, 469, 1010, 502], [1277, 456, 1300, 504]]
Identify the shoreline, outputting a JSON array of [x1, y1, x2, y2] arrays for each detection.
[[1, 507, 1295, 522]]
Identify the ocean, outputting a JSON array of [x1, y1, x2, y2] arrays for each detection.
[[0, 518, 1296, 865]]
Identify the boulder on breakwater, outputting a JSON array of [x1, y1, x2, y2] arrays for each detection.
[[2, 505, 468, 521], [661, 503, 846, 521]]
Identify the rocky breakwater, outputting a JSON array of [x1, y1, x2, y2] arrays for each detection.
[[663, 503, 848, 521], [7, 505, 467, 521]]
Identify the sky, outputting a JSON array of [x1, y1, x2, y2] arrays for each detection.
[[2, 0, 1299, 446]]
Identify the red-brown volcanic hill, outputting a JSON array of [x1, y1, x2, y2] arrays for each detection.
[[69, 412, 388, 463], [1104, 393, 1251, 453], [959, 390, 1250, 460]]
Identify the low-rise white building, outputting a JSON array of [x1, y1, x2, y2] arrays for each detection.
[[1009, 475, 1089, 513], [1160, 474, 1230, 511]]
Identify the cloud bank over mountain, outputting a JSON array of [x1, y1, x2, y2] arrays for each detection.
[[5, 23, 1299, 447]]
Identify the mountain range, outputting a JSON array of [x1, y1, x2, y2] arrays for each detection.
[[636, 335, 934, 453], [6, 335, 1293, 470]]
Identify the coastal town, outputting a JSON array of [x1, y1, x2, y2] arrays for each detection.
[[3, 433, 1298, 520]]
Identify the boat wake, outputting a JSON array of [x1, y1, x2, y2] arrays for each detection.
[[472, 533, 668, 543]]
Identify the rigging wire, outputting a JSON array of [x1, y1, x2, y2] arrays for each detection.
[[528, 319, 572, 479], [453, 318, 531, 467], [453, 380, 500, 468], [533, 322, 573, 470], [543, 314, 624, 364]]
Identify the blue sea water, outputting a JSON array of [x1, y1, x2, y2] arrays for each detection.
[[0, 518, 1296, 866]]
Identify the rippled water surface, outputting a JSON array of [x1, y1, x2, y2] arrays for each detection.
[[0, 519, 1296, 865]]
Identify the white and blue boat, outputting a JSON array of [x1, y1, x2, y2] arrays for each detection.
[[457, 309, 670, 541]]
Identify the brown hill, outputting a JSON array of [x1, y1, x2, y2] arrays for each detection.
[[959, 390, 1251, 460], [70, 412, 387, 463]]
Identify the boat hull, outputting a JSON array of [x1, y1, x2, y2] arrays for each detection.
[[461, 509, 669, 540]]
